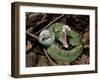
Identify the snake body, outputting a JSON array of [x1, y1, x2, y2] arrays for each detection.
[[39, 23, 83, 62]]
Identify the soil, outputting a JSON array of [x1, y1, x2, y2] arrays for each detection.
[[26, 13, 89, 67]]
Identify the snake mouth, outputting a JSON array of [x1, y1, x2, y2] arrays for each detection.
[[58, 25, 71, 48]]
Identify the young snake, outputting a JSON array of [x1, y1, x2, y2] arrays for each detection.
[[39, 23, 83, 63]]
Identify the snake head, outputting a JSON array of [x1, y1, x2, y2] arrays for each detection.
[[39, 30, 55, 47], [59, 25, 71, 48]]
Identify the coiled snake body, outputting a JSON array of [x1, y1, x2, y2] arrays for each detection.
[[39, 23, 83, 63]]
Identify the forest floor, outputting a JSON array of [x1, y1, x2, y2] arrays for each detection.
[[26, 13, 89, 67]]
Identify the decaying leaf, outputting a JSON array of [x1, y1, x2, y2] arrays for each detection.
[[36, 55, 50, 66], [73, 54, 89, 65], [26, 40, 32, 52], [82, 31, 89, 48], [26, 52, 37, 67]]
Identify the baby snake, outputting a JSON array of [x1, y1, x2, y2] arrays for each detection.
[[39, 23, 83, 62]]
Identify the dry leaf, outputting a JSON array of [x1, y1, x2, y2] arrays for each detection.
[[26, 40, 32, 52]]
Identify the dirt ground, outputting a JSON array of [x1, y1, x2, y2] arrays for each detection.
[[26, 13, 89, 67]]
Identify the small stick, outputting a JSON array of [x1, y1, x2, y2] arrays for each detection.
[[36, 19, 47, 25], [43, 48, 56, 66], [26, 27, 33, 33], [41, 14, 47, 20], [35, 14, 64, 34], [30, 19, 47, 30], [26, 27, 39, 40]]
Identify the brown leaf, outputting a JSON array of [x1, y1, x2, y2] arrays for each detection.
[[26, 40, 32, 52], [26, 52, 37, 67], [82, 31, 89, 44], [73, 54, 89, 64], [36, 56, 50, 66], [82, 31, 89, 48]]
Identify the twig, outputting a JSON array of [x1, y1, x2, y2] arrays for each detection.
[[35, 14, 64, 34], [27, 19, 47, 33], [26, 27, 39, 40], [26, 27, 33, 33], [26, 19, 46, 40], [41, 14, 47, 20], [36, 19, 47, 25], [43, 48, 56, 66]]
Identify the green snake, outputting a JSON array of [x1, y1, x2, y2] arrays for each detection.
[[39, 23, 83, 63]]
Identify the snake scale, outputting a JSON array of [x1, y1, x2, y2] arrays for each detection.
[[39, 23, 83, 63]]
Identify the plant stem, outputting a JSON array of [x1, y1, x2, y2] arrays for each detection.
[[26, 27, 39, 40]]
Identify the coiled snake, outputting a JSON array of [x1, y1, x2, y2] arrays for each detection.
[[39, 23, 83, 63]]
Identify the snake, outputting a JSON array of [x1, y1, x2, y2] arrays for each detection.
[[39, 23, 83, 63]]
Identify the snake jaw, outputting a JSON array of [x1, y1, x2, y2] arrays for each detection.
[[59, 32, 69, 48], [59, 25, 71, 48]]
